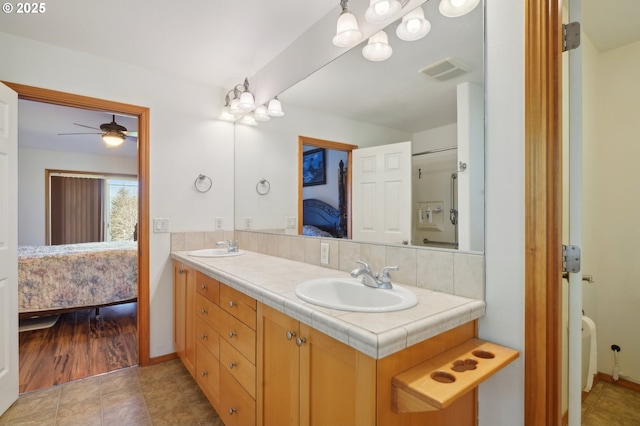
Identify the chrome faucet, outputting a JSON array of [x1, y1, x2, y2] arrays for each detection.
[[350, 260, 399, 290], [216, 240, 239, 253]]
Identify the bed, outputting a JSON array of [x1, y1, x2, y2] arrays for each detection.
[[18, 241, 138, 319], [302, 159, 348, 238]]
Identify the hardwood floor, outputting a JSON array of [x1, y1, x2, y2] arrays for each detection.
[[19, 302, 138, 393]]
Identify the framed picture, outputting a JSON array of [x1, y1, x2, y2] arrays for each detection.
[[302, 148, 326, 187]]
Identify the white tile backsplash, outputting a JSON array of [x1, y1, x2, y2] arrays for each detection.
[[174, 230, 485, 299]]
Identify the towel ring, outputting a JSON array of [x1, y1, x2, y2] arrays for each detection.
[[256, 178, 270, 195], [194, 174, 213, 193]]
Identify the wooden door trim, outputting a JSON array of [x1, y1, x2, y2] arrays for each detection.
[[297, 136, 357, 238], [5, 82, 152, 367], [524, 1, 563, 424]]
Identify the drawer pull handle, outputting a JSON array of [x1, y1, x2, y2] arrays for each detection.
[[200, 371, 208, 377], [229, 362, 237, 369], [229, 300, 237, 307], [296, 337, 307, 347], [200, 284, 208, 290], [229, 408, 237, 415], [200, 309, 208, 315], [229, 331, 237, 338], [286, 331, 296, 340], [200, 334, 208, 340]]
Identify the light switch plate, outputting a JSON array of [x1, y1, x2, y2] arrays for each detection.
[[153, 218, 170, 233], [320, 242, 329, 265]]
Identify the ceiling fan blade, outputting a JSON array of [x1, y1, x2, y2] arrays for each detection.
[[125, 135, 138, 141], [126, 131, 138, 137], [73, 123, 101, 130], [58, 132, 102, 136]]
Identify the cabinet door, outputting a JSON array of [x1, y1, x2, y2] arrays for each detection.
[[257, 304, 300, 426], [173, 262, 187, 359], [299, 324, 376, 426], [184, 269, 196, 375]]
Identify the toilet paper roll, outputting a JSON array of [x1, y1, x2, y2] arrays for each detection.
[[582, 315, 597, 392]]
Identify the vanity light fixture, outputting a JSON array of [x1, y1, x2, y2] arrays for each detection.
[[362, 30, 393, 61], [396, 6, 431, 41], [238, 114, 258, 126], [364, 0, 402, 24], [102, 131, 125, 147], [267, 97, 285, 117], [237, 78, 255, 111], [438, 0, 480, 18], [332, 0, 363, 48], [253, 105, 270, 121]]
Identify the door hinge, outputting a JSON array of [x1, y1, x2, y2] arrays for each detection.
[[562, 245, 581, 273], [563, 22, 581, 52]]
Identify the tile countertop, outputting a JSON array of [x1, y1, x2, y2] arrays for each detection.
[[171, 250, 486, 359]]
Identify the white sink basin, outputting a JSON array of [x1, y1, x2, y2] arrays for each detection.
[[295, 277, 418, 313], [187, 248, 244, 258]]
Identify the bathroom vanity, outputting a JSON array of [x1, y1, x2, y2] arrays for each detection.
[[172, 250, 516, 426]]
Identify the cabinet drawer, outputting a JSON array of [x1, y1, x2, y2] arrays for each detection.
[[220, 309, 256, 365], [220, 339, 256, 399], [195, 294, 222, 330], [195, 317, 220, 360], [196, 273, 220, 304], [219, 368, 256, 426], [220, 284, 256, 330], [196, 342, 220, 408]]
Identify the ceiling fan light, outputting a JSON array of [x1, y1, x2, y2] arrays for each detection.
[[102, 131, 125, 147], [332, 11, 363, 47], [439, 0, 480, 17], [362, 30, 393, 62], [254, 105, 270, 121], [396, 7, 431, 41], [238, 90, 255, 111], [267, 97, 285, 117], [365, 0, 401, 24]]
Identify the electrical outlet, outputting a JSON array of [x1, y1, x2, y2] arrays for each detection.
[[244, 217, 253, 229], [215, 217, 223, 230], [320, 242, 329, 265]]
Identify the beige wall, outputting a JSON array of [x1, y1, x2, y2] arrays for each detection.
[[582, 36, 640, 384]]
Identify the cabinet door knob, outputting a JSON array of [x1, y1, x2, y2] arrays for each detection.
[[200, 309, 208, 315], [200, 371, 208, 377], [296, 337, 307, 347], [200, 284, 208, 290], [229, 362, 237, 369], [229, 408, 237, 415], [286, 331, 296, 340], [228, 331, 237, 338], [229, 300, 237, 307], [200, 334, 208, 340]]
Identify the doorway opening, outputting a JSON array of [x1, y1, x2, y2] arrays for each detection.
[[5, 82, 150, 392]]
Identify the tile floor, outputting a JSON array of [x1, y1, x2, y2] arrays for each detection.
[[0, 359, 223, 426], [582, 380, 640, 426]]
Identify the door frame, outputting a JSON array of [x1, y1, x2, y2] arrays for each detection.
[[4, 82, 151, 367], [298, 136, 357, 238], [524, 0, 563, 424]]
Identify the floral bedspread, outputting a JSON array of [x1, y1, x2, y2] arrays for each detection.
[[18, 241, 138, 314]]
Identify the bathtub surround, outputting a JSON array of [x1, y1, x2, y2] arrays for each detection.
[[170, 230, 484, 301]]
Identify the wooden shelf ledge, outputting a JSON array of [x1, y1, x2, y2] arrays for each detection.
[[392, 338, 519, 413]]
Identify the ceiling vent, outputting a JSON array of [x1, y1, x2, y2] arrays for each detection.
[[419, 57, 469, 81]]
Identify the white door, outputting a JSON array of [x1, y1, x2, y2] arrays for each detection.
[[0, 83, 19, 414], [565, 0, 583, 424], [352, 141, 411, 244]]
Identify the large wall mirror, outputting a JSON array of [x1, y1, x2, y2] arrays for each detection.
[[234, 0, 484, 252]]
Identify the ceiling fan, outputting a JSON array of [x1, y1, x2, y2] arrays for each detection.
[[58, 114, 137, 147]]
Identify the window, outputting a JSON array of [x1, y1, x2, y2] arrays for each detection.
[[47, 170, 138, 244]]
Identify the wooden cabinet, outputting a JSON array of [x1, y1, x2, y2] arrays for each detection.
[[173, 261, 195, 376], [257, 302, 478, 426], [257, 303, 376, 426], [173, 261, 257, 425]]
